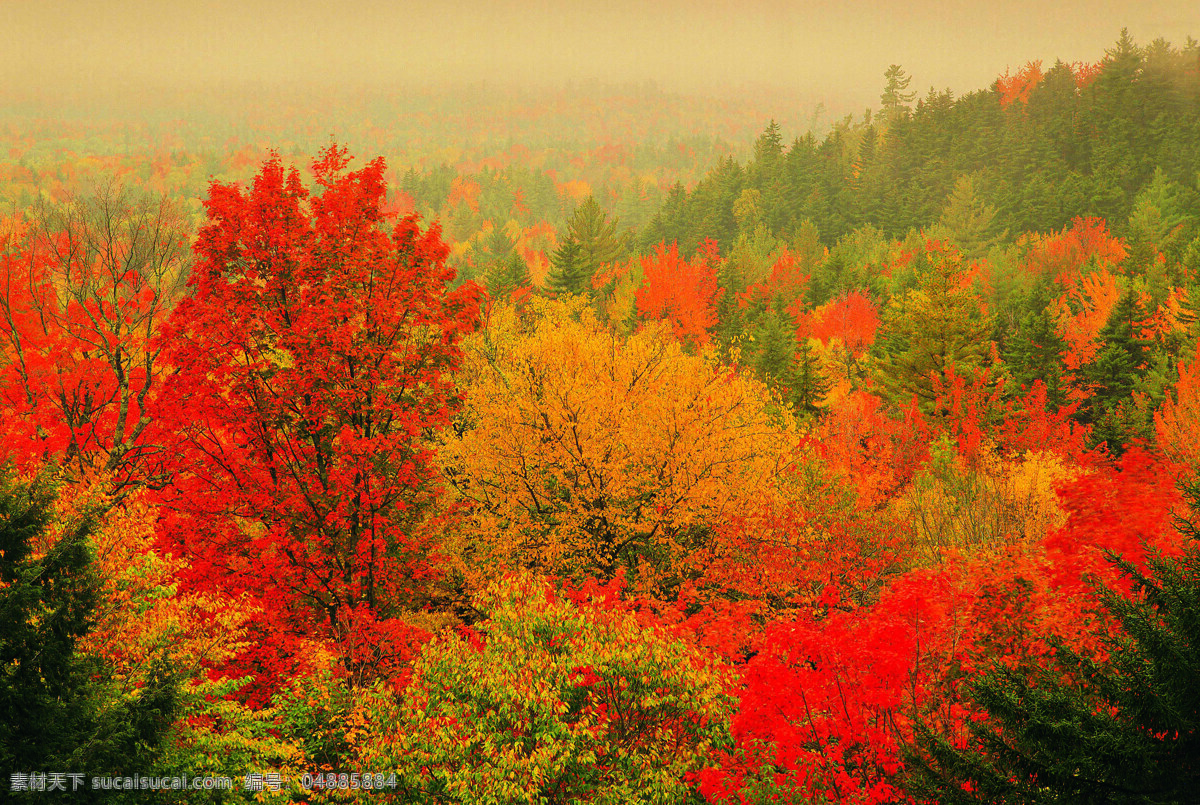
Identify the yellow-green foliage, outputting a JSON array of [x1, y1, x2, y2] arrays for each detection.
[[153, 676, 304, 804], [353, 573, 734, 804], [896, 439, 1074, 564]]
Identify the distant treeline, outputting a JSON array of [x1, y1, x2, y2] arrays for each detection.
[[641, 31, 1200, 257]]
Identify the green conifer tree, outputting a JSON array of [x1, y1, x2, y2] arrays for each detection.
[[1127, 168, 1191, 296], [546, 197, 624, 297], [482, 221, 516, 266], [487, 250, 531, 299], [937, 173, 1004, 260], [880, 65, 917, 123], [0, 470, 178, 782], [547, 238, 588, 296], [1083, 288, 1153, 449], [752, 310, 794, 389], [1002, 279, 1069, 410], [791, 336, 832, 417], [875, 244, 994, 410]]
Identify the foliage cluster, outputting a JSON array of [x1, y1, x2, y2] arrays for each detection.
[[3, 31, 1200, 803]]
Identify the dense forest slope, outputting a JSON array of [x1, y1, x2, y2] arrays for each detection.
[[3, 29, 1200, 805], [535, 31, 1200, 457]]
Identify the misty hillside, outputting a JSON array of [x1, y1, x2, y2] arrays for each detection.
[[646, 31, 1200, 253], [4, 14, 1200, 805]]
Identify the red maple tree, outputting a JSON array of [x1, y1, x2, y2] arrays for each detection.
[[156, 145, 480, 661], [796, 290, 881, 357], [635, 240, 723, 349], [0, 186, 188, 493], [996, 60, 1045, 108]]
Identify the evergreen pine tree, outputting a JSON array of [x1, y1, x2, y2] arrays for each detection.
[[547, 238, 588, 296], [937, 173, 1004, 260], [753, 120, 784, 167], [875, 243, 994, 410], [0, 470, 178, 781], [547, 197, 624, 297], [572, 196, 624, 282], [640, 181, 690, 253], [713, 260, 746, 359], [791, 336, 832, 417], [482, 221, 516, 266], [750, 122, 788, 232], [1002, 279, 1069, 410], [881, 65, 917, 123], [487, 250, 531, 299], [0, 471, 100, 772], [752, 309, 795, 389], [1082, 288, 1153, 450], [1127, 168, 1192, 294]]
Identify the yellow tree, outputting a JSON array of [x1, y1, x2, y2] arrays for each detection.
[[49, 480, 254, 687], [440, 296, 797, 592]]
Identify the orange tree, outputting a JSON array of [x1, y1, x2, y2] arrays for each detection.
[[634, 240, 723, 349], [438, 295, 798, 594]]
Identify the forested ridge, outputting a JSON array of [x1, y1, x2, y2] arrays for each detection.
[[646, 31, 1200, 251], [2, 29, 1200, 804]]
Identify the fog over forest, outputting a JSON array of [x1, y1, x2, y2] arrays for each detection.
[[3, 0, 1196, 113], [5, 1, 1200, 802]]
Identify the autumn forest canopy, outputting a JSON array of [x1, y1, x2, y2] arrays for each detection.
[[5, 29, 1200, 804]]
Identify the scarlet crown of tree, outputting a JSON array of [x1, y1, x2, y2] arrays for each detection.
[[156, 145, 480, 657]]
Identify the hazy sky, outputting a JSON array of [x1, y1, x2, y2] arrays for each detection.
[[2, 1, 1197, 108]]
